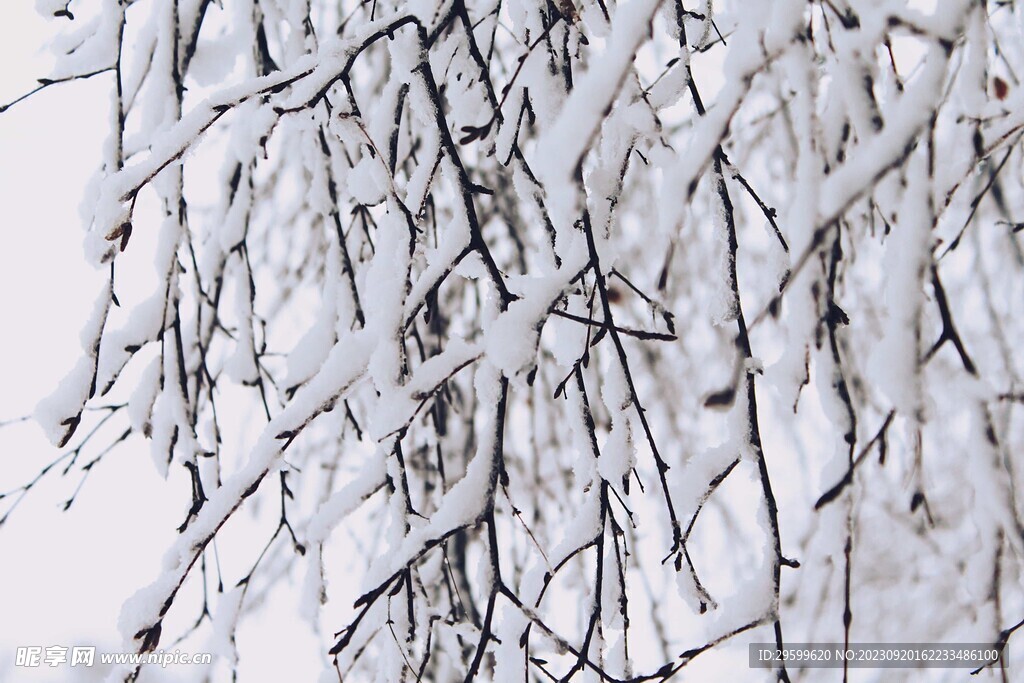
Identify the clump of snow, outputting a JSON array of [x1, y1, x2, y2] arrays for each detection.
[[868, 149, 931, 419], [127, 358, 162, 435], [494, 86, 525, 164], [708, 174, 739, 325], [534, 0, 661, 228], [146, 394, 175, 478], [223, 275, 260, 386], [206, 587, 245, 662], [369, 338, 481, 440], [547, 294, 589, 368], [598, 358, 635, 486], [47, 5, 123, 81], [347, 154, 386, 206], [283, 251, 340, 392], [34, 283, 112, 446], [306, 451, 387, 543], [484, 273, 573, 378], [35, 0, 68, 18], [34, 355, 95, 447]]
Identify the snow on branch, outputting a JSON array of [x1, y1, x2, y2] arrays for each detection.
[[7, 0, 1024, 680]]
